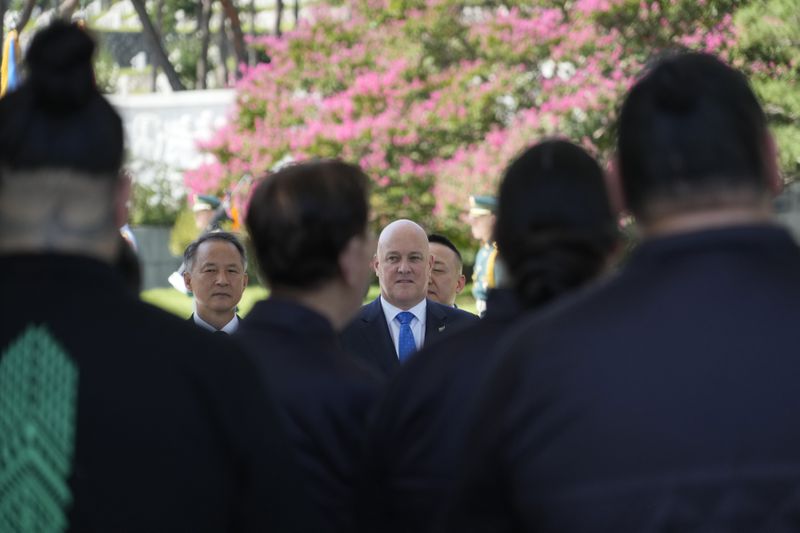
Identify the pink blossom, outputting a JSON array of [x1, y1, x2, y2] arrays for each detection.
[[185, 0, 743, 230]]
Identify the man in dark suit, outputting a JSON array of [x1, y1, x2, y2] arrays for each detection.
[[0, 21, 305, 532], [341, 219, 477, 377], [183, 231, 248, 334], [236, 159, 385, 533], [444, 53, 800, 532]]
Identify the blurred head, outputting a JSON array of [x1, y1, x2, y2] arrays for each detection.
[[246, 159, 373, 325], [427, 233, 465, 307], [183, 232, 248, 324], [617, 52, 777, 226], [374, 219, 433, 310], [468, 213, 495, 243], [496, 139, 618, 309], [467, 195, 497, 243], [0, 21, 126, 259], [193, 195, 219, 231]]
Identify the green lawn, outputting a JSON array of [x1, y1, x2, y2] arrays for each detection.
[[142, 284, 477, 317]]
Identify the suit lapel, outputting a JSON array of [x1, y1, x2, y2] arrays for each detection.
[[360, 298, 400, 375], [424, 299, 448, 347]]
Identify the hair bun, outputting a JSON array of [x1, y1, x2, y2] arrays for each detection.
[[651, 60, 695, 114], [26, 20, 97, 111]]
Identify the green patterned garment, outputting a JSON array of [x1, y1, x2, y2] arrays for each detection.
[[0, 325, 79, 533]]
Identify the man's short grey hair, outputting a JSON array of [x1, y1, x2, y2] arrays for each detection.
[[183, 231, 247, 271]]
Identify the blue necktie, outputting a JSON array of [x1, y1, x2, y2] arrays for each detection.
[[396, 311, 417, 362]]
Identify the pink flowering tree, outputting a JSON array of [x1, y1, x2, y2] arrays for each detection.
[[186, 0, 779, 247]]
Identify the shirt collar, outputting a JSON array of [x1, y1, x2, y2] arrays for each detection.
[[380, 296, 427, 323], [193, 313, 239, 334]]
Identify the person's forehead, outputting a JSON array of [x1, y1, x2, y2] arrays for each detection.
[[380, 228, 428, 254], [197, 240, 242, 263], [430, 243, 457, 266], [382, 246, 426, 258]]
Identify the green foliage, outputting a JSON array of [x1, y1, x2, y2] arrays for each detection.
[[93, 42, 119, 94], [733, 0, 800, 181], [168, 207, 199, 256], [160, 0, 201, 34], [594, 0, 742, 52], [131, 177, 184, 226], [735, 0, 799, 63], [164, 32, 202, 89], [773, 124, 800, 179]]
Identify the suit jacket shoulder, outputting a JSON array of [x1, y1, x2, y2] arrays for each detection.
[[424, 299, 479, 345]]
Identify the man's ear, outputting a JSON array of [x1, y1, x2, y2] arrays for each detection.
[[114, 171, 132, 228], [764, 132, 783, 196], [455, 274, 466, 294], [243, 272, 249, 288], [183, 271, 193, 293], [372, 253, 380, 276], [606, 156, 629, 217]]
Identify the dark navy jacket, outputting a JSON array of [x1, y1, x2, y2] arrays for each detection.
[[236, 298, 385, 533], [360, 289, 524, 532], [444, 225, 800, 532], [340, 297, 478, 378], [0, 254, 305, 533]]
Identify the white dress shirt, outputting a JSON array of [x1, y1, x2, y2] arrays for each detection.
[[193, 313, 240, 334], [380, 297, 427, 359]]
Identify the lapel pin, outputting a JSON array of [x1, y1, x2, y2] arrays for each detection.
[[438, 325, 446, 332]]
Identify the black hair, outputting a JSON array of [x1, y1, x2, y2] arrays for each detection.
[[496, 139, 618, 309], [246, 159, 370, 289], [183, 231, 247, 271], [428, 233, 463, 266], [0, 21, 124, 176], [618, 52, 770, 219]]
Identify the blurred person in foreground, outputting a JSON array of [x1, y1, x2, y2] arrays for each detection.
[[236, 159, 385, 533], [340, 219, 478, 378], [359, 139, 618, 533], [426, 233, 467, 308], [443, 52, 800, 532], [183, 231, 248, 334], [0, 21, 305, 532]]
